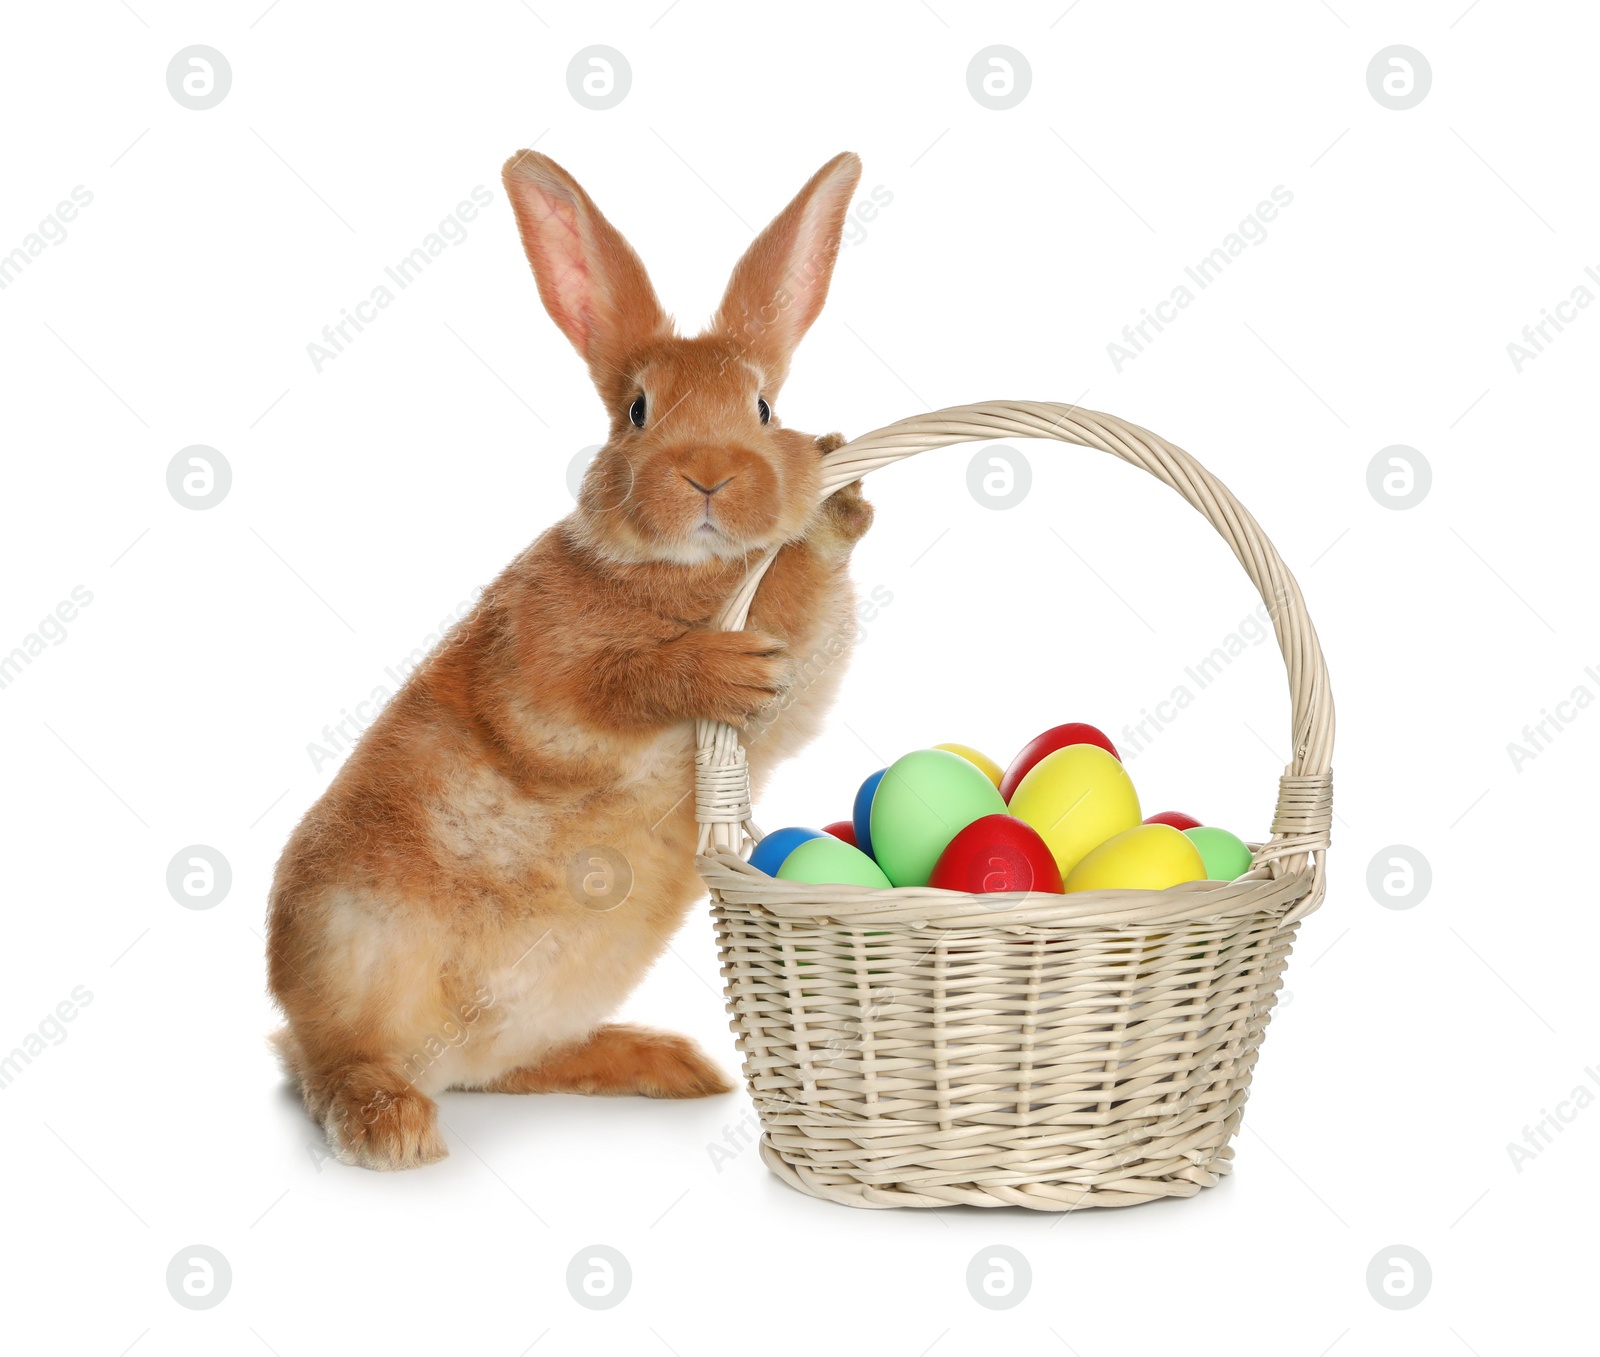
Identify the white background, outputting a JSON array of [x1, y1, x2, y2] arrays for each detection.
[[2, 1, 1595, 1353]]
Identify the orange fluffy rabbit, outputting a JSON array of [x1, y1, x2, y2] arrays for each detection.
[[267, 150, 872, 1169]]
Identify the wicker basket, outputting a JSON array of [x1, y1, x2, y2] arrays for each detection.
[[694, 401, 1334, 1210]]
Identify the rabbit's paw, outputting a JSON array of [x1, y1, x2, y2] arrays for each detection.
[[820, 478, 873, 546], [323, 1067, 448, 1171], [617, 1028, 735, 1098], [684, 628, 788, 726], [486, 1024, 734, 1098]]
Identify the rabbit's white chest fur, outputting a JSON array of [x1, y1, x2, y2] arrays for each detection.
[[396, 723, 706, 1092], [302, 667, 830, 1099]]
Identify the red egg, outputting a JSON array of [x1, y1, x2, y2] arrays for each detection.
[[999, 723, 1120, 802], [927, 814, 1064, 894], [823, 820, 857, 847], [1144, 810, 1202, 831]]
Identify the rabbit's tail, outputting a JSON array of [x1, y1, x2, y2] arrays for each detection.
[[268, 1025, 306, 1084]]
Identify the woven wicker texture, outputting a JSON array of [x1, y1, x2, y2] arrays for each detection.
[[694, 401, 1334, 1209]]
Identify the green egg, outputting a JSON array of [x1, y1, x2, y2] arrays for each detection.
[[869, 749, 1008, 887], [1184, 826, 1254, 881], [777, 834, 893, 889]]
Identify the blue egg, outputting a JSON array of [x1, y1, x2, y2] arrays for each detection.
[[852, 768, 886, 861], [749, 826, 825, 877]]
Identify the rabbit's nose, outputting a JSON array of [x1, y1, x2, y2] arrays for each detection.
[[684, 474, 733, 496]]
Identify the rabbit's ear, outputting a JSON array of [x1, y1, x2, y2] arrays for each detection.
[[712, 152, 862, 392], [502, 151, 671, 377]]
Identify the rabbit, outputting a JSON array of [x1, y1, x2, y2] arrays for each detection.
[[266, 149, 874, 1170]]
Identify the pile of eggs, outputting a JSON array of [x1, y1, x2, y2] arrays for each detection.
[[749, 723, 1255, 895]]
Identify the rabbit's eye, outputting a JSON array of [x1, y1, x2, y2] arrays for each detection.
[[757, 397, 771, 425], [629, 395, 646, 428]]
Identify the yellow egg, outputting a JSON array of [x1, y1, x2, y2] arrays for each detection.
[[932, 743, 1003, 788], [1007, 744, 1141, 877], [1064, 824, 1207, 893]]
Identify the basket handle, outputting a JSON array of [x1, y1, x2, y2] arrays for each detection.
[[693, 401, 1334, 899]]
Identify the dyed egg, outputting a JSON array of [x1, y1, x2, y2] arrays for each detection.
[[1063, 824, 1206, 893], [777, 835, 893, 889], [1184, 826, 1254, 881], [1145, 810, 1202, 831], [927, 814, 1063, 894], [869, 749, 1008, 887], [999, 723, 1120, 802], [852, 768, 886, 860], [932, 743, 1003, 788], [1007, 744, 1141, 877], [749, 826, 824, 876], [823, 820, 857, 847]]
